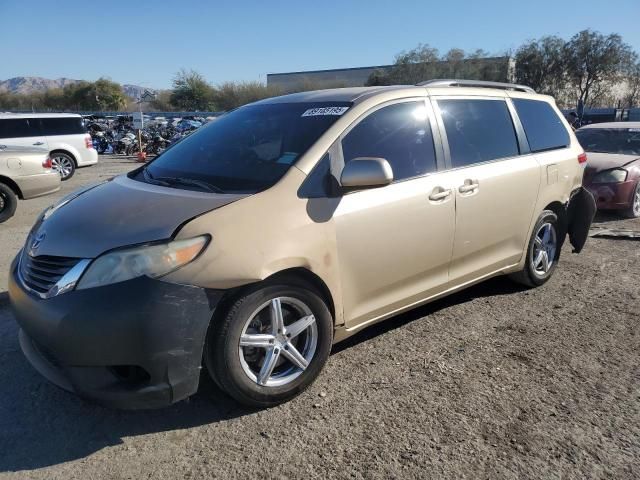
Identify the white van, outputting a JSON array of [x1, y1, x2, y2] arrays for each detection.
[[0, 113, 98, 180]]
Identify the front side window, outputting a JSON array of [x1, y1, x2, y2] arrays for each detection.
[[513, 99, 569, 152], [576, 128, 640, 156], [143, 102, 350, 194], [438, 99, 519, 168], [341, 101, 437, 181], [0, 118, 35, 138]]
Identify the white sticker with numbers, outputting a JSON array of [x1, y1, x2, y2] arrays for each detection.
[[301, 106, 349, 117]]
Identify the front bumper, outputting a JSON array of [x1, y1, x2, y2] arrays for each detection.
[[9, 257, 223, 409], [585, 180, 636, 210]]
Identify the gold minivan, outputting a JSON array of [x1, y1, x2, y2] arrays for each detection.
[[9, 80, 595, 409]]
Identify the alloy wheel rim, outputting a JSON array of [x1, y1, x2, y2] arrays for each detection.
[[238, 297, 318, 387], [633, 185, 640, 216], [0, 191, 5, 212], [51, 156, 73, 178], [531, 222, 557, 276]]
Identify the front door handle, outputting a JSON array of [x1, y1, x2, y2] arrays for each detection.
[[458, 179, 479, 193], [33, 141, 45, 146], [428, 187, 452, 201]]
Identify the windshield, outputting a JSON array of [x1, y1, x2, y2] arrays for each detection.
[[138, 102, 351, 193], [576, 128, 640, 156]]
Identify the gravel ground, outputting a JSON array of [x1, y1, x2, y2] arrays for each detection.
[[0, 155, 639, 479]]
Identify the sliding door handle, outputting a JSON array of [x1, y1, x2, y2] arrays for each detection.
[[428, 187, 452, 201], [458, 179, 479, 193]]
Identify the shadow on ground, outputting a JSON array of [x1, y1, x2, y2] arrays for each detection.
[[0, 276, 523, 473], [592, 211, 630, 224]]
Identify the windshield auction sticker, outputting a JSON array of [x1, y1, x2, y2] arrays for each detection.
[[302, 107, 349, 117]]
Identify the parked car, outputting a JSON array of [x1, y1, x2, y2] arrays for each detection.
[[577, 122, 640, 218], [0, 144, 60, 223], [0, 113, 98, 181], [9, 80, 594, 409]]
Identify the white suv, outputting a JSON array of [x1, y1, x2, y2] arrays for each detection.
[[0, 113, 98, 180]]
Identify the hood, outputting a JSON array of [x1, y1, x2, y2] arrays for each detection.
[[28, 175, 247, 258], [585, 152, 640, 173]]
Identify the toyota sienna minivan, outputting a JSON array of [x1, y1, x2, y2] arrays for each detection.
[[9, 80, 595, 409]]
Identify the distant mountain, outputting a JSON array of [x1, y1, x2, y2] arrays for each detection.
[[0, 77, 81, 95], [0, 77, 149, 99], [122, 84, 147, 100]]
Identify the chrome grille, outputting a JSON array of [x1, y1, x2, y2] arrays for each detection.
[[19, 253, 81, 296]]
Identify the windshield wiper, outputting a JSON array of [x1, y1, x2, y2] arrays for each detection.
[[153, 176, 226, 193], [142, 167, 171, 187]]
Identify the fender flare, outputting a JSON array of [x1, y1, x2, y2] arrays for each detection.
[[566, 187, 596, 253]]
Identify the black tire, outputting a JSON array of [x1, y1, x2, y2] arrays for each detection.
[[510, 210, 560, 288], [0, 183, 18, 223], [51, 152, 75, 181], [623, 182, 640, 219], [205, 283, 333, 408]]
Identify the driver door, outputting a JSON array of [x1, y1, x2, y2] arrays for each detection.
[[332, 99, 457, 328]]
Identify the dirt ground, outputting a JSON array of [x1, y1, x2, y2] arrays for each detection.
[[0, 155, 638, 479]]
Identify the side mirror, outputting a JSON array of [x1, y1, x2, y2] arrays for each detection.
[[340, 157, 393, 189]]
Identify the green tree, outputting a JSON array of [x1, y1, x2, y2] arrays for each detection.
[[92, 78, 127, 111], [365, 44, 506, 86], [564, 30, 636, 108], [150, 90, 175, 111], [514, 36, 566, 95], [212, 81, 281, 111], [170, 69, 215, 111]]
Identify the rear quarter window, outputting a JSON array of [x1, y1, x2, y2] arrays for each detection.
[[438, 99, 519, 168], [39, 117, 86, 136], [512, 99, 570, 153]]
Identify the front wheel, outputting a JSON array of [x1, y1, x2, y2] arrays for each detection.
[[623, 183, 640, 218], [510, 210, 560, 288], [0, 183, 18, 223], [205, 284, 333, 408], [51, 152, 75, 181]]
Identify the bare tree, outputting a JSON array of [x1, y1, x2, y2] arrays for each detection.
[[623, 62, 640, 107]]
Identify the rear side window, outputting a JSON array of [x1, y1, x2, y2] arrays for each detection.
[[341, 101, 437, 181], [0, 118, 36, 138], [438, 99, 519, 168], [513, 99, 569, 152], [39, 117, 86, 136]]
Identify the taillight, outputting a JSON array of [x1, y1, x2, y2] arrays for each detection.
[[43, 157, 52, 169], [85, 135, 93, 149], [578, 152, 587, 164]]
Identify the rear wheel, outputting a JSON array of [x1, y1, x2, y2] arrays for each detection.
[[623, 183, 640, 218], [510, 210, 560, 288], [205, 284, 333, 408], [51, 152, 75, 181], [0, 183, 18, 223]]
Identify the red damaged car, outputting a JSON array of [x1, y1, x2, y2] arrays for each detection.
[[577, 122, 640, 218]]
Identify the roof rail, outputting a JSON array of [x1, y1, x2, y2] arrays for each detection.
[[417, 79, 535, 93]]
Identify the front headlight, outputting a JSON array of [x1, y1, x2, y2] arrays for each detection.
[[76, 235, 209, 290], [592, 168, 628, 184]]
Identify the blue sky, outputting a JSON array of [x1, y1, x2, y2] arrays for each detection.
[[1, 0, 638, 89]]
